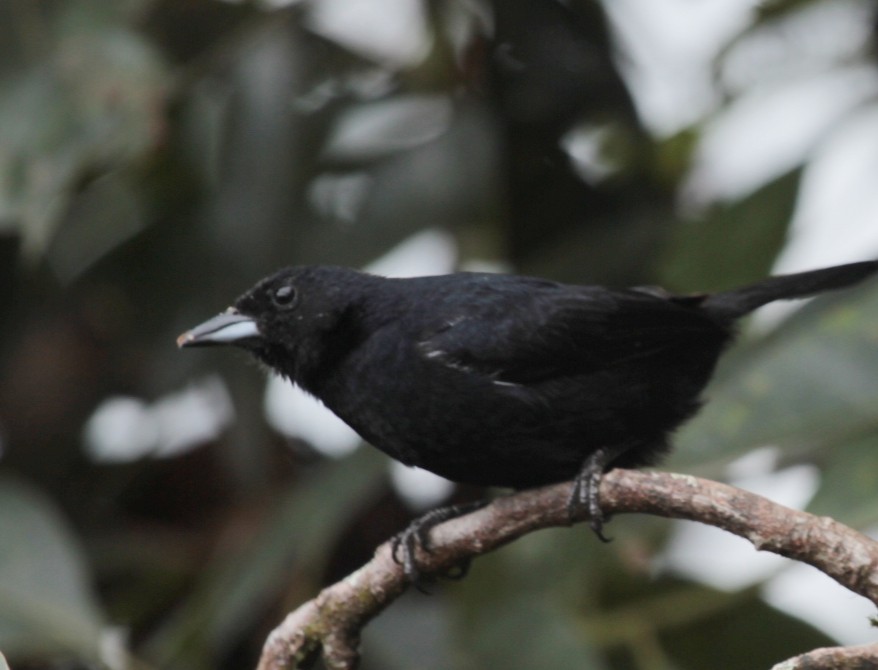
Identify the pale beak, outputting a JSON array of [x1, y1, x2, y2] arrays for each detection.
[[177, 309, 261, 348]]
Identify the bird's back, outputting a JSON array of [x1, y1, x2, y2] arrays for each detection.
[[312, 272, 731, 488]]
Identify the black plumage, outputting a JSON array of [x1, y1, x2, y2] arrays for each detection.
[[179, 260, 878, 576]]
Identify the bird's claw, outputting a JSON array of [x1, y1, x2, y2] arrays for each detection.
[[391, 518, 435, 585], [568, 444, 635, 542], [390, 501, 487, 585], [568, 464, 611, 542]]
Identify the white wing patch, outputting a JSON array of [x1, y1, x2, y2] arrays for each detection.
[[419, 346, 477, 374], [418, 342, 521, 387], [491, 379, 520, 388]]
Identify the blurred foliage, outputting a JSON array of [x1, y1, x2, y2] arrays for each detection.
[[1, 0, 877, 668], [0, 477, 106, 662]]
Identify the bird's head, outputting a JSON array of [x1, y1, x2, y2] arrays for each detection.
[[177, 266, 369, 385]]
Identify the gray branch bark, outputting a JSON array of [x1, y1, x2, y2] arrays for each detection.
[[771, 643, 878, 669], [256, 469, 878, 670]]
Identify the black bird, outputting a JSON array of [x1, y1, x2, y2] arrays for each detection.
[[178, 260, 878, 577]]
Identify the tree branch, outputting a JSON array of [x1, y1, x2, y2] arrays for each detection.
[[771, 643, 878, 669], [256, 469, 878, 670]]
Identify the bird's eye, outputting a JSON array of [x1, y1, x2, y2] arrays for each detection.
[[272, 284, 298, 309]]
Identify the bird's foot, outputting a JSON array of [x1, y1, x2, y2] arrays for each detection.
[[568, 444, 632, 542], [391, 500, 487, 585]]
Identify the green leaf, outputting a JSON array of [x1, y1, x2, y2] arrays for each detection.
[[456, 586, 606, 670], [659, 584, 835, 670], [659, 168, 800, 293], [806, 432, 878, 527], [144, 446, 388, 665], [672, 278, 878, 469], [0, 2, 166, 259], [47, 171, 146, 282], [0, 476, 106, 661], [453, 524, 834, 668], [452, 528, 606, 670]]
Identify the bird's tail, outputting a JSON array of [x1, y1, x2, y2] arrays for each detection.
[[700, 260, 878, 320]]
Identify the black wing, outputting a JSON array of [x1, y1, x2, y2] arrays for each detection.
[[416, 281, 724, 385]]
